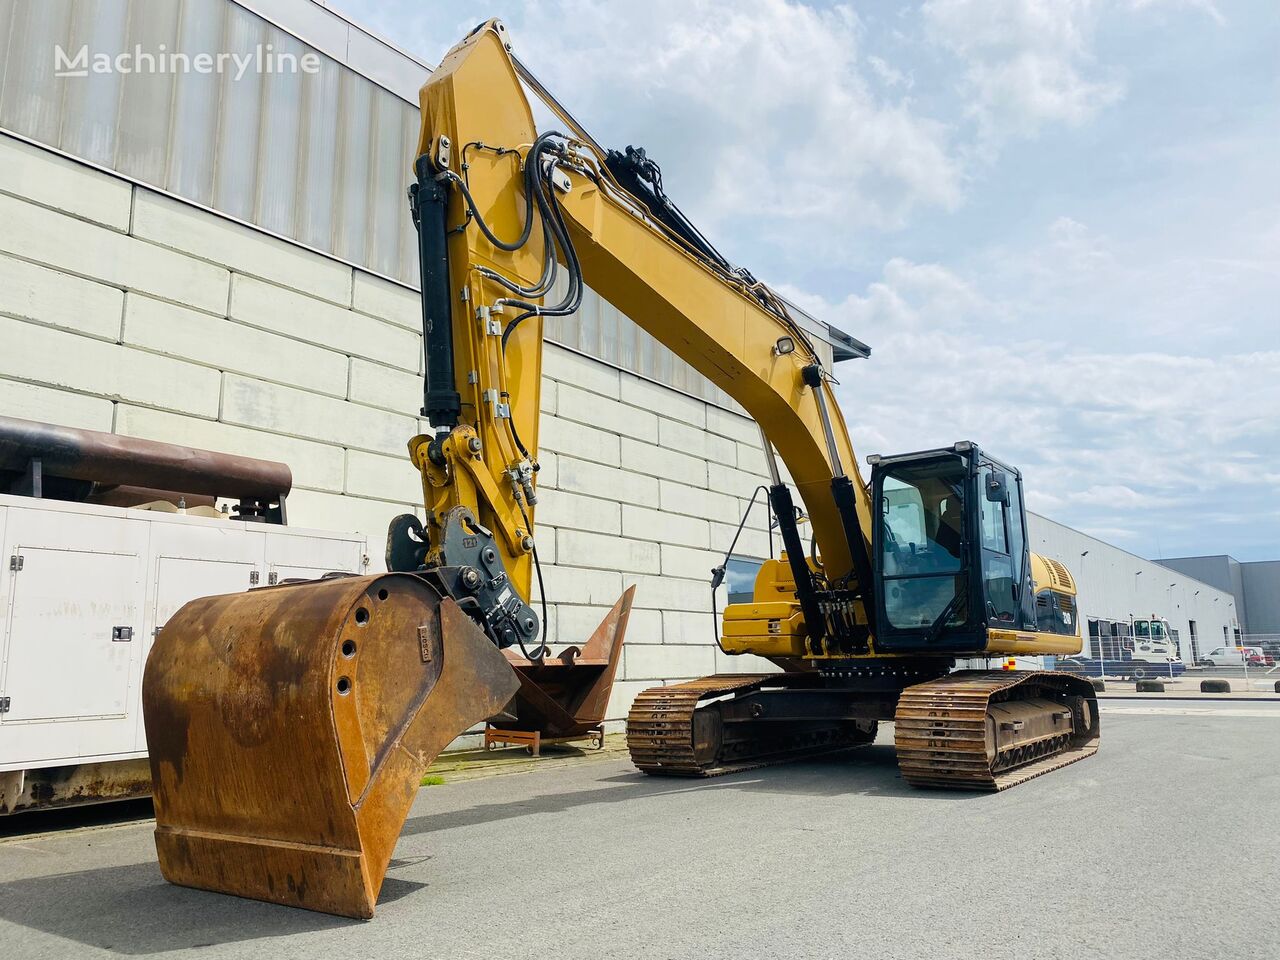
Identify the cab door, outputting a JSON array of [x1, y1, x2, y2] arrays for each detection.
[[977, 465, 1020, 626]]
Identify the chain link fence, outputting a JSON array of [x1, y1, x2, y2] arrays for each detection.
[[1188, 633, 1279, 691], [1041, 620, 1279, 693]]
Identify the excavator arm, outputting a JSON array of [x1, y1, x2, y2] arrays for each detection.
[[398, 20, 878, 660]]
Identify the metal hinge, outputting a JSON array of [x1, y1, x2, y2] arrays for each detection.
[[0, 697, 10, 714], [249, 570, 260, 586], [8, 555, 22, 572], [268, 571, 279, 585]]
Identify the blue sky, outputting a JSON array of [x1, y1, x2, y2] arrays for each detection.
[[339, 0, 1279, 561]]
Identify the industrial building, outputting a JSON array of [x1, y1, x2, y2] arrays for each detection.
[[1159, 554, 1279, 640], [1026, 516, 1238, 664], [0, 0, 1239, 745]]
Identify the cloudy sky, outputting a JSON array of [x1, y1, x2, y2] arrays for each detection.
[[341, 0, 1279, 562]]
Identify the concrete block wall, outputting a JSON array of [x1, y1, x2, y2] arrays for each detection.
[[0, 133, 782, 725], [533, 347, 787, 722], [0, 133, 427, 549]]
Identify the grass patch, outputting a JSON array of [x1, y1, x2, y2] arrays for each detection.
[[420, 774, 446, 787]]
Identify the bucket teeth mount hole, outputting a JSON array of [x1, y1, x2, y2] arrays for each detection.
[[336, 676, 352, 696], [355, 607, 370, 625], [341, 639, 357, 658]]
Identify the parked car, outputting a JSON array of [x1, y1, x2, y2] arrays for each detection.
[[1245, 648, 1274, 667], [1196, 646, 1272, 667]]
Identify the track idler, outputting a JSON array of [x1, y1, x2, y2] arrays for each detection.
[[143, 573, 519, 919]]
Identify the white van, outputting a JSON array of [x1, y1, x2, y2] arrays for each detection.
[[1197, 646, 1258, 667]]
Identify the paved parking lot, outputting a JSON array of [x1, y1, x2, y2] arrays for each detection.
[[2, 701, 1277, 960]]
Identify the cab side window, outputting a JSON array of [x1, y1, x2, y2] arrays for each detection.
[[980, 491, 1007, 552], [978, 466, 1017, 624]]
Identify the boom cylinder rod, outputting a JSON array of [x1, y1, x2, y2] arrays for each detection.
[[758, 423, 783, 487], [803, 364, 844, 479]]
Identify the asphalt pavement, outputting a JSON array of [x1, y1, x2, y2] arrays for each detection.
[[1, 700, 1277, 960]]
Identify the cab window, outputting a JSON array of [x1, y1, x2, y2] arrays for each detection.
[[878, 459, 967, 630], [883, 485, 926, 552], [879, 473, 963, 574], [978, 465, 1017, 625], [725, 556, 763, 606], [980, 491, 1007, 553]]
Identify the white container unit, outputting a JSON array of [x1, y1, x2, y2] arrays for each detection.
[[0, 494, 367, 814]]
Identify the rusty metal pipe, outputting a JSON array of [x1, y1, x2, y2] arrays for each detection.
[[0, 415, 291, 500]]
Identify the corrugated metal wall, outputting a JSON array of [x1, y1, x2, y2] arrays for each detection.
[[0, 0, 829, 407], [0, 0, 419, 282]]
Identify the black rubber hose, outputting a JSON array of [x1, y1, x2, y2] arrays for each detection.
[[501, 142, 585, 348], [449, 171, 534, 252], [709, 485, 772, 649], [515, 497, 549, 661]]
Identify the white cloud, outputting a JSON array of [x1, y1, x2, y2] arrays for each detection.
[[540, 0, 962, 232], [1128, 0, 1225, 27], [441, 0, 964, 236], [342, 0, 1278, 558], [922, 0, 1123, 140], [781, 257, 996, 338], [867, 55, 913, 90], [810, 234, 1280, 558]]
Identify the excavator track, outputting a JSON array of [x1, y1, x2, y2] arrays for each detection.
[[626, 674, 877, 777], [894, 670, 1100, 791]]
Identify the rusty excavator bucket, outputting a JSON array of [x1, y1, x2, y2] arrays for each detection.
[[494, 586, 633, 742], [142, 573, 519, 919]]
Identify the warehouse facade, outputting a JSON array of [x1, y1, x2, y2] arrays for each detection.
[[1027, 515, 1238, 664], [0, 0, 1236, 728], [1158, 554, 1279, 640]]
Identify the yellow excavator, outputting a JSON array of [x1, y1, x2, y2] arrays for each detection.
[[142, 20, 1097, 920]]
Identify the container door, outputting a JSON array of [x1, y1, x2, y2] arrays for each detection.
[[266, 532, 365, 586], [2, 546, 139, 722], [153, 557, 260, 636]]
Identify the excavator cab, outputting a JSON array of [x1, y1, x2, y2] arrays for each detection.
[[869, 441, 1041, 654]]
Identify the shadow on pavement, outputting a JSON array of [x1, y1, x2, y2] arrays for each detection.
[[0, 745, 979, 953], [0, 798, 154, 840], [401, 742, 978, 838], [0, 858, 421, 955]]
